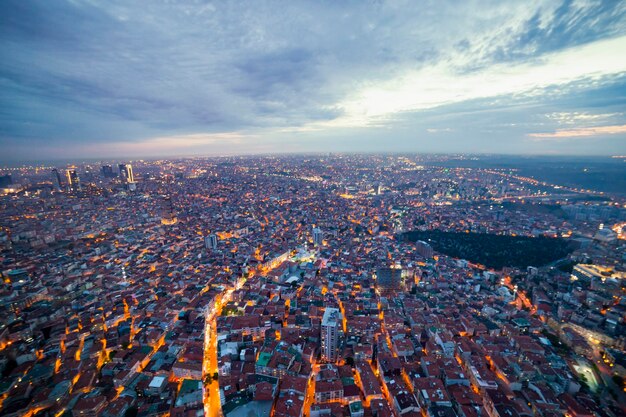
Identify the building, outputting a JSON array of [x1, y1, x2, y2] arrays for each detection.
[[65, 168, 81, 192], [51, 169, 63, 191], [313, 227, 324, 247], [118, 164, 134, 183], [321, 308, 342, 362], [205, 233, 218, 250], [376, 267, 403, 291], [415, 240, 433, 258], [571, 264, 626, 282], [160, 196, 177, 225], [593, 227, 617, 243], [101, 165, 115, 178], [119, 164, 136, 190]]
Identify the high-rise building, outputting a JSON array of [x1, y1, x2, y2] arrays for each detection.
[[101, 165, 115, 178], [65, 169, 81, 192], [119, 164, 134, 183], [205, 233, 218, 250], [126, 165, 134, 183], [313, 227, 324, 247], [118, 164, 127, 181], [376, 267, 403, 291], [321, 308, 342, 362], [51, 169, 63, 191], [415, 240, 433, 258], [160, 196, 177, 225]]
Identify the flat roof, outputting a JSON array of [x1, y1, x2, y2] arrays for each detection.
[[322, 307, 341, 326], [257, 352, 272, 368], [149, 375, 166, 388]]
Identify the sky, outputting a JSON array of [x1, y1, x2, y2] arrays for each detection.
[[1, 0, 626, 162]]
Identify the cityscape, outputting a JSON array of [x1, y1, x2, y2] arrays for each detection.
[[2, 1, 626, 417], [0, 154, 625, 417]]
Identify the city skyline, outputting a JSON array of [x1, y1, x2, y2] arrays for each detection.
[[2, 0, 626, 162]]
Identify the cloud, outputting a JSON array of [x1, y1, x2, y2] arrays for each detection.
[[545, 111, 623, 125], [426, 128, 454, 133], [332, 35, 626, 126], [1, 0, 626, 160], [528, 124, 626, 139]]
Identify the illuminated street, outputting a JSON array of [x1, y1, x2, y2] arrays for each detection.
[[204, 289, 232, 417], [204, 319, 221, 417]]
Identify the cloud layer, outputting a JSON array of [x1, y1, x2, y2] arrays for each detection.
[[1, 0, 626, 161]]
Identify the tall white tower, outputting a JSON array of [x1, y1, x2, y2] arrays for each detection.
[[321, 308, 342, 362]]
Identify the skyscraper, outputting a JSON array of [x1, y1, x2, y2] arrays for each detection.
[[205, 233, 218, 250], [376, 267, 403, 291], [51, 169, 63, 191], [119, 164, 134, 183], [126, 165, 134, 183], [415, 240, 433, 258], [313, 227, 324, 247], [65, 169, 81, 192], [160, 196, 177, 225], [101, 165, 115, 178], [321, 307, 342, 362]]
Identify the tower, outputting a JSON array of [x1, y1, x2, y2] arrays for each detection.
[[376, 267, 403, 291], [205, 234, 218, 250], [321, 308, 342, 362], [313, 227, 323, 247], [125, 164, 134, 183], [65, 169, 81, 192], [101, 165, 115, 178], [119, 163, 136, 190], [51, 169, 63, 191], [160, 196, 177, 225], [119, 164, 134, 183]]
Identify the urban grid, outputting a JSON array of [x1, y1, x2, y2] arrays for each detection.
[[0, 154, 624, 417]]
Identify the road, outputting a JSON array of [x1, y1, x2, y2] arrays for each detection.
[[202, 276, 247, 416], [589, 349, 626, 413], [204, 319, 221, 417], [302, 365, 318, 417]]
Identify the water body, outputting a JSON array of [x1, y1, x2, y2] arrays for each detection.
[[432, 155, 626, 195]]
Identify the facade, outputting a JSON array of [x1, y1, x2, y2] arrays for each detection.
[[321, 308, 342, 362], [313, 227, 324, 247], [101, 165, 115, 178], [160, 196, 177, 225], [415, 240, 433, 257], [205, 233, 218, 250], [51, 169, 63, 191], [118, 164, 134, 183], [65, 169, 81, 192], [376, 267, 403, 291]]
